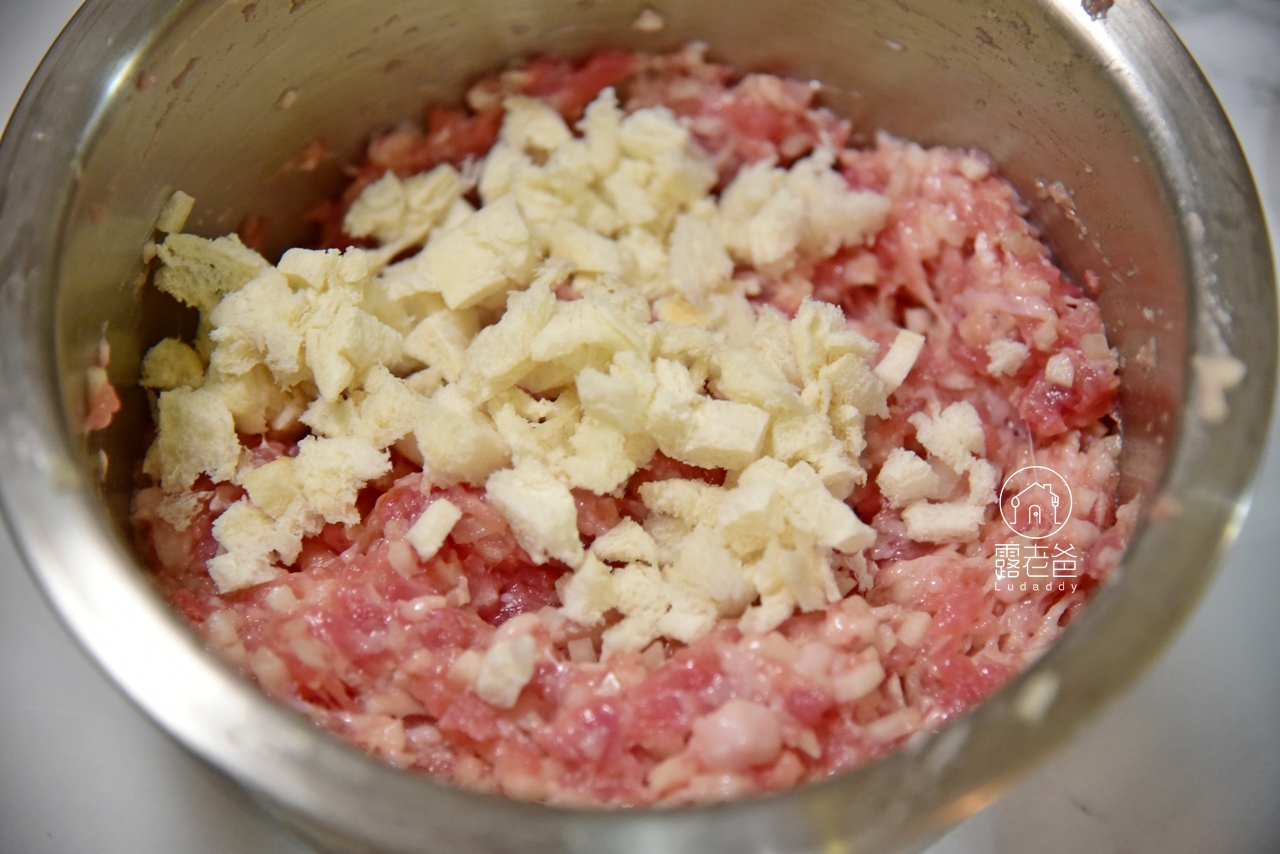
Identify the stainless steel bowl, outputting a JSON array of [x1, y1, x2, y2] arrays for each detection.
[[0, 0, 1273, 852]]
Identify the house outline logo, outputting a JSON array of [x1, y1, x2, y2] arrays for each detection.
[[999, 465, 1073, 540]]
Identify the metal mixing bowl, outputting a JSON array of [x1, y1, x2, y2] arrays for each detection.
[[0, 0, 1273, 852]]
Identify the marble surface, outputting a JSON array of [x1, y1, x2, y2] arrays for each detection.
[[0, 1, 1277, 852]]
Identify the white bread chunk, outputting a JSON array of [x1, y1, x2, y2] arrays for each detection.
[[140, 338, 204, 391], [344, 365, 427, 449], [645, 357, 703, 457], [293, 435, 391, 526], [873, 329, 926, 393], [208, 499, 286, 593], [483, 117, 595, 227], [402, 305, 479, 383], [240, 457, 301, 520], [501, 95, 574, 154], [603, 160, 660, 227], [967, 458, 1000, 507], [600, 562, 672, 657], [206, 549, 283, 595], [791, 298, 877, 384], [702, 290, 757, 346], [741, 540, 827, 633], [824, 353, 888, 418], [716, 478, 780, 557], [155, 233, 270, 313], [651, 322, 716, 377], [579, 88, 622, 177], [768, 413, 861, 499], [474, 635, 537, 709], [909, 402, 986, 473], [739, 591, 799, 636], [208, 270, 308, 384], [667, 214, 732, 302], [617, 227, 669, 297], [635, 517, 695, 570], [902, 499, 986, 543], [202, 365, 297, 436], [742, 184, 805, 269], [709, 347, 805, 415], [489, 387, 581, 472], [677, 398, 770, 470], [343, 163, 468, 249], [638, 479, 723, 529], [751, 304, 803, 386], [618, 106, 689, 160], [418, 385, 511, 485], [573, 272, 651, 325], [718, 152, 889, 271], [575, 355, 655, 434], [779, 462, 875, 554], [529, 297, 647, 365], [412, 195, 538, 309], [877, 448, 941, 508], [717, 161, 801, 268], [655, 595, 718, 647], [456, 275, 560, 402], [557, 553, 617, 627], [986, 339, 1030, 376], [590, 518, 660, 566], [765, 537, 836, 612], [664, 526, 754, 618], [406, 498, 463, 561], [650, 150, 717, 217], [144, 387, 241, 492], [155, 190, 196, 234], [475, 140, 528, 207], [276, 248, 374, 302], [560, 417, 643, 494], [302, 286, 404, 400], [550, 219, 623, 275], [486, 462, 584, 568], [784, 147, 891, 257]]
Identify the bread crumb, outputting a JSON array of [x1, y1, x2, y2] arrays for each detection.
[[406, 498, 463, 561], [901, 500, 985, 543], [632, 7, 665, 33], [877, 448, 939, 508], [155, 190, 196, 234], [141, 338, 205, 391], [909, 402, 985, 473]]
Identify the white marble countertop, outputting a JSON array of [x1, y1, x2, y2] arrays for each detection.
[[1, 1, 1277, 851]]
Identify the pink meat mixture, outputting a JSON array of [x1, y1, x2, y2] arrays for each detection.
[[133, 46, 1133, 807]]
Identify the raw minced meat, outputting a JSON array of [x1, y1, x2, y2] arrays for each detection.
[[133, 44, 1132, 807]]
